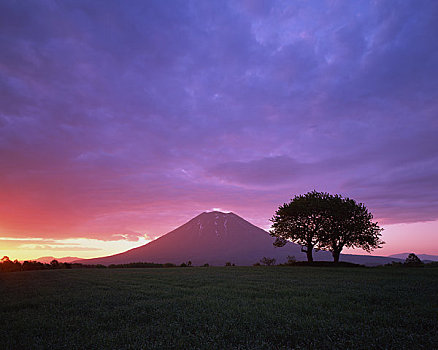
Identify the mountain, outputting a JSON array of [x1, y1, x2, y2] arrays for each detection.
[[76, 211, 402, 266], [33, 256, 81, 263], [388, 253, 438, 262]]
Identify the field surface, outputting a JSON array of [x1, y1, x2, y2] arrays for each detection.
[[1, 267, 437, 349]]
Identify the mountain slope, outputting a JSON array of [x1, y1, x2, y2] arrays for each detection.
[[388, 253, 438, 262], [77, 211, 402, 266]]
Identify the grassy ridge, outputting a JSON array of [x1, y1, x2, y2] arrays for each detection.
[[1, 267, 437, 349]]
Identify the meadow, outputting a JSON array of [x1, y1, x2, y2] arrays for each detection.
[[1, 266, 437, 349]]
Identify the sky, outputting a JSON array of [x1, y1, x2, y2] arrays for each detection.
[[1, 0, 437, 260]]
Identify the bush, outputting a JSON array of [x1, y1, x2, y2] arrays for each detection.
[[404, 253, 423, 266], [260, 257, 276, 266], [285, 255, 296, 265]]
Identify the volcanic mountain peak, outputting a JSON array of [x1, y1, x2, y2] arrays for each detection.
[[180, 211, 240, 240], [198, 210, 235, 221], [186, 210, 264, 241], [197, 211, 233, 236], [203, 210, 232, 215]]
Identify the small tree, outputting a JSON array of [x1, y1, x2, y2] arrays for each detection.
[[270, 191, 332, 262], [260, 257, 276, 266], [286, 255, 296, 265], [405, 253, 423, 266]]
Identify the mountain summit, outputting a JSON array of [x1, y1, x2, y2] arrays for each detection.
[[78, 211, 401, 266]]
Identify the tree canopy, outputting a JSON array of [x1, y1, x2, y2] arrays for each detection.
[[270, 191, 384, 262], [405, 253, 423, 266]]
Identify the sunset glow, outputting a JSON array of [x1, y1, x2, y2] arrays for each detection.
[[1, 1, 437, 260]]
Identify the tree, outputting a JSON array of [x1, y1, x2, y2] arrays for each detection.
[[405, 253, 423, 266], [320, 194, 384, 263], [50, 259, 59, 268], [270, 191, 332, 262], [285, 255, 296, 265], [270, 191, 383, 262], [0, 256, 21, 272], [260, 257, 276, 266]]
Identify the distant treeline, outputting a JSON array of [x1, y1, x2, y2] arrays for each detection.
[[0, 256, 103, 273], [0, 256, 189, 273], [254, 254, 438, 268], [2, 255, 437, 273]]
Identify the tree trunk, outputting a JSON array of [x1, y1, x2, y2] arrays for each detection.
[[306, 247, 313, 262], [332, 250, 340, 263]]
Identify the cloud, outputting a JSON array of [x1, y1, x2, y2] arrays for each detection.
[[0, 237, 101, 251], [18, 245, 101, 252], [208, 156, 314, 187]]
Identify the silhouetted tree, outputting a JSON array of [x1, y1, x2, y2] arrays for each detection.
[[405, 253, 423, 266], [260, 257, 276, 266], [0, 256, 21, 272], [50, 259, 59, 268], [271, 191, 383, 262], [320, 195, 383, 263], [270, 191, 332, 262], [285, 255, 296, 265], [22, 260, 46, 271]]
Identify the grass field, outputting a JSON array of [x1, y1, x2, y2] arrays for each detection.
[[1, 267, 437, 349]]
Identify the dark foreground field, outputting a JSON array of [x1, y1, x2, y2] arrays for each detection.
[[1, 267, 437, 349]]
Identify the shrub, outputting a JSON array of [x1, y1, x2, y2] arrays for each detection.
[[260, 257, 276, 266], [285, 255, 296, 265], [404, 253, 423, 266]]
